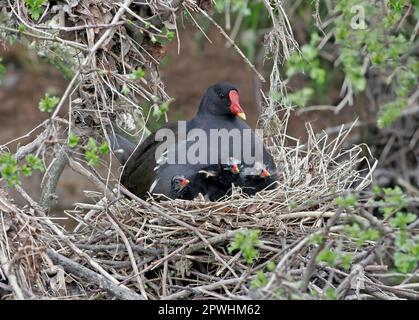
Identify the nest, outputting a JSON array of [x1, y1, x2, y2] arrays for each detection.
[[1, 1, 418, 301], [6, 123, 417, 300]]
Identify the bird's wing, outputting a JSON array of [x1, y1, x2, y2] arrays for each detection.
[[108, 132, 137, 165], [121, 122, 180, 198]]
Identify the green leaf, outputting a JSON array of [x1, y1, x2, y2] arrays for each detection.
[[86, 137, 98, 152], [0, 153, 20, 187], [317, 249, 338, 267], [129, 68, 145, 80], [285, 88, 314, 108], [410, 242, 419, 259], [38, 93, 60, 113], [85, 150, 100, 167], [389, 212, 416, 229], [99, 142, 110, 155], [24, 0, 47, 20], [394, 252, 417, 273], [121, 85, 130, 96], [21, 164, 32, 177], [266, 261, 276, 272], [250, 271, 268, 289], [25, 154, 44, 172], [334, 194, 358, 208], [68, 134, 80, 148], [18, 24, 26, 32], [228, 229, 260, 264], [325, 288, 337, 300], [0, 58, 6, 79], [309, 233, 325, 245], [310, 67, 326, 85], [378, 99, 407, 128], [85, 138, 100, 167], [166, 30, 175, 42], [341, 254, 353, 271]]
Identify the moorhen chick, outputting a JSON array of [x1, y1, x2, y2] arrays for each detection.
[[198, 157, 242, 201], [240, 162, 278, 196]]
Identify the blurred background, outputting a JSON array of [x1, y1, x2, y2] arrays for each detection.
[[0, 1, 418, 216]]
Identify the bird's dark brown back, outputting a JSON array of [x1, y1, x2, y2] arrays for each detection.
[[121, 122, 180, 198]]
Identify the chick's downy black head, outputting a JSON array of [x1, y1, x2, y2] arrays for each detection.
[[197, 81, 246, 120], [170, 175, 190, 198], [225, 157, 241, 174]]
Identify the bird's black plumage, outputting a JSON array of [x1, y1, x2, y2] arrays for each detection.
[[240, 162, 278, 196], [110, 81, 278, 200], [198, 157, 242, 201]]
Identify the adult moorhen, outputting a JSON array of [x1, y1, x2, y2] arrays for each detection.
[[110, 81, 277, 199]]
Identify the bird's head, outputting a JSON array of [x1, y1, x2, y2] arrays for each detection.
[[225, 157, 241, 174], [199, 81, 246, 120], [244, 162, 272, 178], [171, 175, 190, 193]]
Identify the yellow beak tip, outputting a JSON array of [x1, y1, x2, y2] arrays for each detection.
[[237, 113, 247, 120]]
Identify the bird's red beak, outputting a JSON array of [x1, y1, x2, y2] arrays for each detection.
[[180, 178, 190, 187], [231, 164, 240, 174], [260, 169, 271, 178], [229, 90, 246, 120]]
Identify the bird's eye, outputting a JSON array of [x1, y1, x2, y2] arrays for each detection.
[[215, 88, 225, 98]]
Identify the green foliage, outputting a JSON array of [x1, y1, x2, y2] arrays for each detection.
[[345, 223, 380, 247], [309, 233, 325, 245], [129, 68, 145, 80], [266, 261, 276, 272], [68, 134, 80, 148], [278, 0, 418, 127], [166, 30, 175, 42], [325, 287, 337, 300], [250, 271, 268, 289], [341, 254, 354, 271], [153, 101, 171, 120], [276, 88, 314, 108], [394, 252, 417, 273], [99, 142, 110, 155], [228, 229, 261, 264], [286, 33, 326, 87], [378, 99, 407, 128], [377, 186, 408, 218], [390, 212, 418, 273], [0, 58, 6, 79], [250, 260, 277, 289], [0, 153, 20, 187], [334, 194, 358, 208], [370, 186, 418, 273], [84, 138, 100, 167], [315, 248, 354, 272], [18, 24, 26, 32], [83, 138, 109, 167], [25, 154, 44, 172], [38, 93, 59, 113], [24, 0, 47, 20], [316, 249, 338, 267], [121, 85, 131, 96], [0, 152, 44, 187], [389, 212, 416, 229], [21, 154, 44, 177]]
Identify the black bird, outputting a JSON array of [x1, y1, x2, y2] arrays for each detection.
[[169, 175, 191, 199], [110, 81, 277, 200], [240, 162, 278, 196], [198, 157, 242, 201]]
